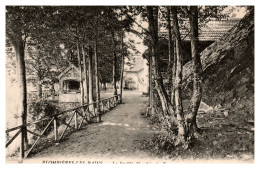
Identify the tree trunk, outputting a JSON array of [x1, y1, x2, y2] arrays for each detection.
[[119, 31, 124, 103], [171, 6, 186, 142], [101, 83, 105, 90], [76, 41, 84, 105], [148, 50, 154, 116], [82, 44, 89, 104], [88, 46, 94, 104], [167, 7, 173, 98], [167, 7, 173, 65], [14, 36, 28, 155], [111, 30, 118, 97], [147, 6, 176, 124], [167, 7, 176, 108], [170, 39, 177, 107], [186, 6, 202, 133], [113, 52, 118, 96], [94, 37, 101, 121]]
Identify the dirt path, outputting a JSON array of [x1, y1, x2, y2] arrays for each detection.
[[25, 91, 164, 163]]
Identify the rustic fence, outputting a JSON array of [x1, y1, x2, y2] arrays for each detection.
[[6, 94, 120, 159]]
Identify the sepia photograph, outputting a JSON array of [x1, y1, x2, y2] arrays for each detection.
[[3, 1, 256, 166]]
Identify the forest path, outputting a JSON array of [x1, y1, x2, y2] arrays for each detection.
[[25, 91, 164, 163]]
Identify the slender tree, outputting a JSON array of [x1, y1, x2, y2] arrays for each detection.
[[76, 41, 84, 105], [119, 30, 124, 103], [148, 48, 154, 116], [167, 7, 173, 68], [82, 45, 89, 104], [6, 6, 42, 154], [94, 36, 101, 121], [111, 30, 118, 97], [88, 46, 94, 104], [185, 6, 203, 133], [146, 6, 176, 120], [15, 35, 28, 155], [166, 7, 177, 107], [171, 6, 186, 143]]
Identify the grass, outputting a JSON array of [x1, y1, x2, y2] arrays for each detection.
[[141, 104, 254, 162]]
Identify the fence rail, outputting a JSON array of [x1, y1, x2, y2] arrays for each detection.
[[6, 94, 121, 159]]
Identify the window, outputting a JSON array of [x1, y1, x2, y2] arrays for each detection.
[[63, 80, 80, 93], [69, 80, 80, 90]]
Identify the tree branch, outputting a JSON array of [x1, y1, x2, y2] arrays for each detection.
[[6, 32, 15, 45], [181, 6, 190, 16], [124, 12, 150, 35]]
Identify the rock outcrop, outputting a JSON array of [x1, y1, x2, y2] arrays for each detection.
[[183, 9, 254, 120]]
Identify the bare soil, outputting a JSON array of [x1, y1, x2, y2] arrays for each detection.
[[7, 91, 254, 164], [142, 100, 254, 163], [23, 91, 165, 163]]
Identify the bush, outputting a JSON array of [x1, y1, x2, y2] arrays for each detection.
[[28, 100, 59, 136]]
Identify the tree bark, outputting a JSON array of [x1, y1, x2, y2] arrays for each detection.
[[167, 7, 176, 108], [170, 39, 177, 107], [170, 10, 177, 110], [186, 6, 202, 133], [88, 46, 94, 104], [82, 44, 89, 104], [119, 31, 124, 103], [113, 52, 118, 96], [111, 30, 118, 97], [147, 6, 176, 124], [94, 37, 101, 121], [167, 7, 173, 65], [14, 36, 28, 154], [148, 49, 154, 116], [171, 6, 186, 142], [167, 7, 173, 98], [104, 83, 106, 90], [76, 41, 84, 105]]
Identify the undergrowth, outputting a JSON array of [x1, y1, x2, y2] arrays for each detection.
[[141, 106, 254, 161]]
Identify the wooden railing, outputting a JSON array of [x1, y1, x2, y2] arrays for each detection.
[[6, 94, 120, 159]]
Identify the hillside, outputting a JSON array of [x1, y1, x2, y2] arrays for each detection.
[[183, 9, 254, 124]]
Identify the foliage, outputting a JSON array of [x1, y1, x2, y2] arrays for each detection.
[[142, 108, 254, 160], [5, 6, 253, 158], [28, 100, 59, 136]]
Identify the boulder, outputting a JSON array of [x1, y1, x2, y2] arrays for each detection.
[[183, 9, 254, 120]]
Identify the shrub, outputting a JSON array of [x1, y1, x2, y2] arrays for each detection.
[[28, 100, 59, 136]]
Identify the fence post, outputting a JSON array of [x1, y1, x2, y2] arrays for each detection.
[[115, 95, 117, 106], [107, 99, 110, 110], [20, 126, 25, 160], [92, 103, 96, 117], [101, 101, 105, 114], [75, 111, 78, 129], [120, 93, 122, 104], [118, 94, 121, 104], [54, 116, 58, 141]]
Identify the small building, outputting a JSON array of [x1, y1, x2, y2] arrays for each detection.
[[123, 56, 148, 92], [159, 19, 240, 68], [58, 64, 85, 103]]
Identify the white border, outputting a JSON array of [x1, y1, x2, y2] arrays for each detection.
[[1, 1, 259, 169], [1, 0, 258, 6]]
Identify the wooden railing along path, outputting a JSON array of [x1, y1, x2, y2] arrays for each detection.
[[6, 94, 121, 159]]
